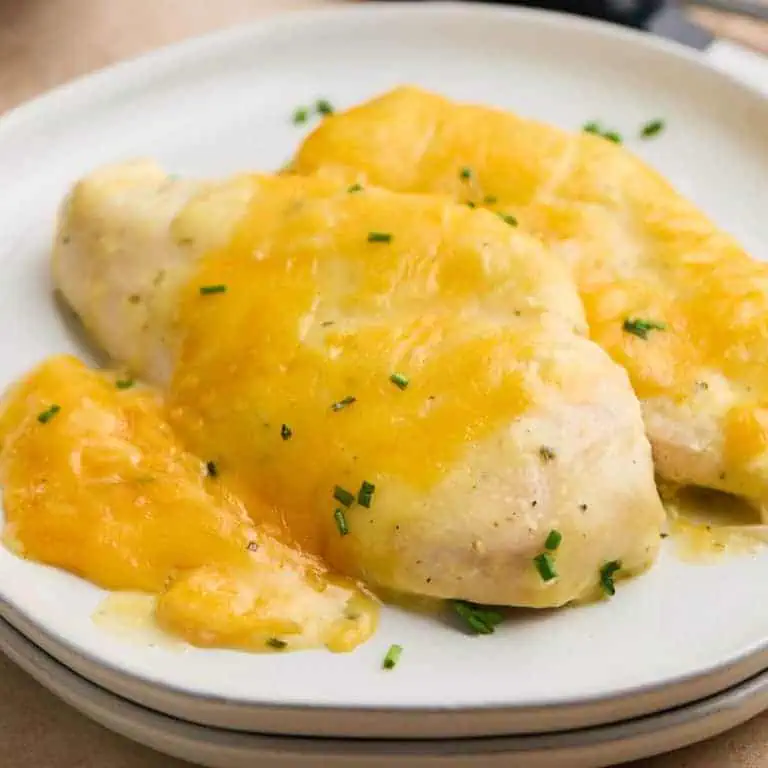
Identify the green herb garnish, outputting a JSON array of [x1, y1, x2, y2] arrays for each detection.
[[640, 119, 665, 138], [623, 317, 667, 340], [331, 395, 356, 411], [292, 107, 309, 125], [357, 480, 375, 508], [205, 460, 218, 478], [347, 183, 363, 193], [389, 372, 409, 390], [498, 212, 518, 227], [600, 560, 622, 596], [583, 121, 622, 143], [453, 600, 504, 635], [199, 284, 227, 295], [534, 552, 558, 582], [334, 507, 349, 536], [459, 166, 472, 181], [382, 644, 403, 670], [334, 485, 355, 507], [266, 637, 288, 650], [280, 424, 293, 441], [367, 231, 392, 244], [115, 378, 134, 390], [37, 404, 61, 424], [545, 529, 562, 551], [466, 201, 477, 208], [483, 194, 498, 205], [316, 99, 334, 116]]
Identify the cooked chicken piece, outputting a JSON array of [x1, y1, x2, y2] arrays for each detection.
[[292, 86, 768, 518], [52, 161, 664, 607], [0, 355, 376, 652]]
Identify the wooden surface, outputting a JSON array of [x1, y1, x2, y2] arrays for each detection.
[[0, 1, 766, 767]]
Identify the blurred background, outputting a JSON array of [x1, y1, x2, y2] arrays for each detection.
[[0, 0, 766, 116]]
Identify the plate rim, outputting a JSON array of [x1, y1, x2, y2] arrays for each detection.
[[1, 0, 766, 138], [3, 614, 768, 767], [4, 599, 768, 739]]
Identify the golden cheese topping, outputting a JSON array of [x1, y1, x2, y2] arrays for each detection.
[[167, 175, 590, 576], [291, 85, 768, 476], [0, 355, 376, 652]]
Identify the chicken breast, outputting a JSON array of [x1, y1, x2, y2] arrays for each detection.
[[52, 160, 664, 607], [291, 86, 768, 518]]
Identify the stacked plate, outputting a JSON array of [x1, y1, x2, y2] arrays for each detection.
[[1, 5, 767, 766]]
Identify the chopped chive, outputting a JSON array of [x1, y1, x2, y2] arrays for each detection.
[[280, 424, 293, 441], [334, 485, 355, 507], [292, 107, 309, 125], [498, 212, 518, 227], [316, 99, 334, 116], [205, 460, 218, 478], [453, 600, 504, 635], [623, 317, 667, 340], [367, 231, 392, 244], [534, 552, 558, 582], [266, 637, 287, 650], [334, 507, 349, 536], [459, 166, 472, 181], [539, 446, 556, 462], [115, 378, 134, 390], [640, 119, 665, 138], [600, 560, 622, 596], [545, 529, 562, 551], [466, 201, 477, 208], [331, 395, 356, 411], [483, 194, 498, 205], [37, 404, 61, 424], [357, 480, 375, 508], [382, 644, 403, 670], [347, 183, 363, 193], [582, 121, 622, 143], [389, 372, 409, 390], [199, 284, 227, 295]]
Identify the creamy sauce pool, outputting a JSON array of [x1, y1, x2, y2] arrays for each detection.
[[660, 483, 766, 562]]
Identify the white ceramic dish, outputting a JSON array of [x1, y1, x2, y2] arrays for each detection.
[[0, 0, 767, 742], [3, 616, 768, 768]]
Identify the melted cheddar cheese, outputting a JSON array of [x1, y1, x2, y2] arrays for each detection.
[[167, 176, 593, 579], [0, 355, 376, 652], [291, 86, 768, 503]]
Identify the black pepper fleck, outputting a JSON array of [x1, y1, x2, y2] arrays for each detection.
[[539, 446, 556, 462]]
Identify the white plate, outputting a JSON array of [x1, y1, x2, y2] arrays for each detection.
[[3, 616, 768, 768], [1, 1, 768, 741]]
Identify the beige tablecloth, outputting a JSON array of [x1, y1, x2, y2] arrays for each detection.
[[1, 2, 767, 766]]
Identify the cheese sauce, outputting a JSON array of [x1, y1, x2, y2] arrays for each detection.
[[167, 177, 588, 578], [0, 355, 376, 652]]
